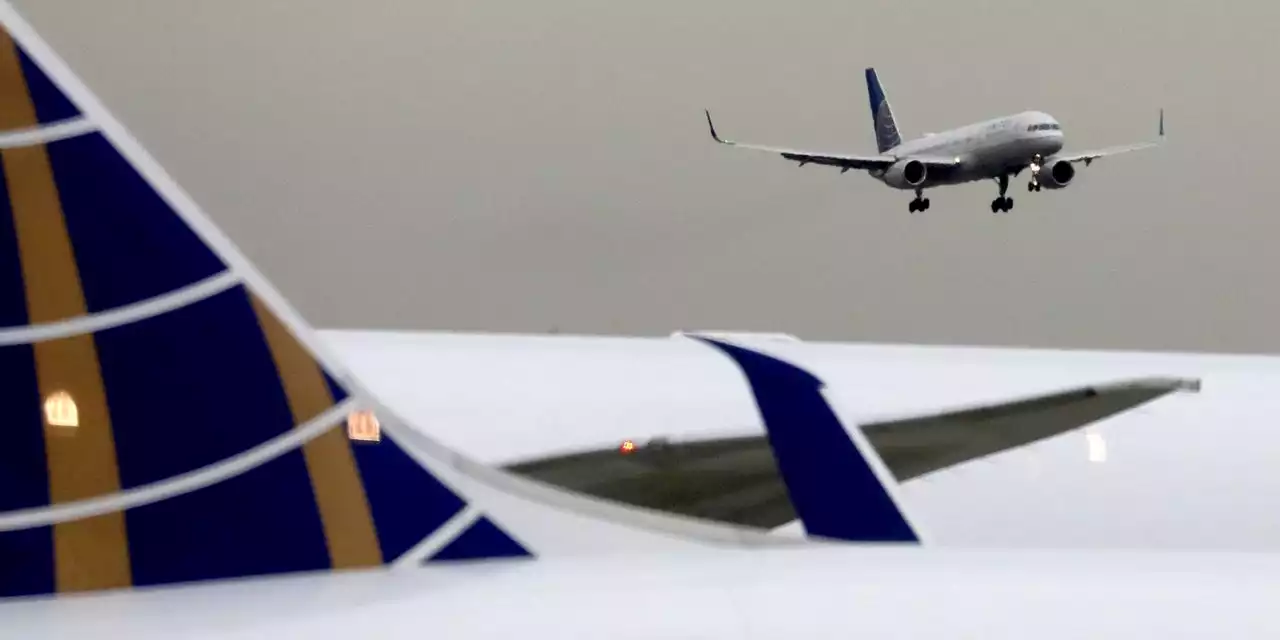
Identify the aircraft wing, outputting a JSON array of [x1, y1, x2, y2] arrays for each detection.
[[704, 110, 960, 172], [1055, 109, 1166, 166], [505, 376, 1200, 530]]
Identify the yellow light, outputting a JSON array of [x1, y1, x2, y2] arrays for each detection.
[[43, 390, 78, 428], [619, 440, 636, 454], [347, 410, 381, 442]]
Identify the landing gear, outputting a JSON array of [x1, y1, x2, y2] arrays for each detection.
[[990, 175, 1013, 213], [1027, 154, 1043, 192], [908, 189, 930, 213]]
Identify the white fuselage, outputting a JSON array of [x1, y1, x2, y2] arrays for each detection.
[[5, 545, 1279, 638], [5, 330, 1280, 637], [876, 110, 1066, 188], [318, 329, 1280, 552]]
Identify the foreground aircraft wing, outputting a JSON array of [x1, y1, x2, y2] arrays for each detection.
[[506, 375, 1200, 530], [1055, 108, 1165, 166], [704, 110, 960, 172]]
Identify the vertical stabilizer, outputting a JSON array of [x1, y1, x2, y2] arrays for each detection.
[[864, 67, 903, 153]]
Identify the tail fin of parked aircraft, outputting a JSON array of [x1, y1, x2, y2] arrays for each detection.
[[0, 1, 934, 600], [864, 67, 903, 153]]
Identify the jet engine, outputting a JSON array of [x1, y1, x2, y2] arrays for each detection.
[[882, 159, 927, 189], [1036, 158, 1076, 189]]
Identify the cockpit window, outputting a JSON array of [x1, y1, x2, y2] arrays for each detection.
[[1027, 123, 1061, 132]]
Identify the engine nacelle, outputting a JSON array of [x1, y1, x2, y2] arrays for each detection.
[[882, 159, 928, 189], [1037, 158, 1076, 189]]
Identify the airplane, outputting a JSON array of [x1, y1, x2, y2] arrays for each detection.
[[704, 67, 1165, 213], [2, 2, 1279, 636]]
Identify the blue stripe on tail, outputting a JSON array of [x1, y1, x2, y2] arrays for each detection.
[[695, 338, 920, 543], [0, 165, 26, 328], [96, 286, 300, 489], [428, 517, 533, 563], [14, 45, 78, 124], [45, 132, 228, 312]]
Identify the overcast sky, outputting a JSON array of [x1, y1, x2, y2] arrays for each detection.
[[12, 0, 1280, 353]]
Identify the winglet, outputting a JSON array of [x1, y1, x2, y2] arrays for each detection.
[[1158, 107, 1165, 138], [693, 337, 923, 545], [704, 109, 728, 144]]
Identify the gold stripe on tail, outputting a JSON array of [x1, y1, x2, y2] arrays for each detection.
[[250, 295, 383, 568], [0, 31, 131, 593]]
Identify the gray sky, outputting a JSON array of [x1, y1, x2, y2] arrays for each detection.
[[13, 0, 1280, 353]]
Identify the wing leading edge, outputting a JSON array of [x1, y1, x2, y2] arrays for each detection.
[[704, 110, 961, 173], [1056, 108, 1166, 166]]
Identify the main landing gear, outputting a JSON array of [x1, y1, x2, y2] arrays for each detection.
[[1027, 154, 1043, 192], [908, 189, 930, 213], [990, 175, 1013, 213]]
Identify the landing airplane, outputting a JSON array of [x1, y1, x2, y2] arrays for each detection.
[[705, 67, 1165, 213], [2, 2, 1278, 636]]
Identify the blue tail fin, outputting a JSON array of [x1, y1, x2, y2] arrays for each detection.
[[694, 338, 923, 544], [0, 7, 546, 597], [865, 67, 902, 153]]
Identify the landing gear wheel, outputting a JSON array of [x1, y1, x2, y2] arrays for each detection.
[[1028, 181, 1041, 192], [908, 196, 930, 213], [991, 174, 1012, 213]]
